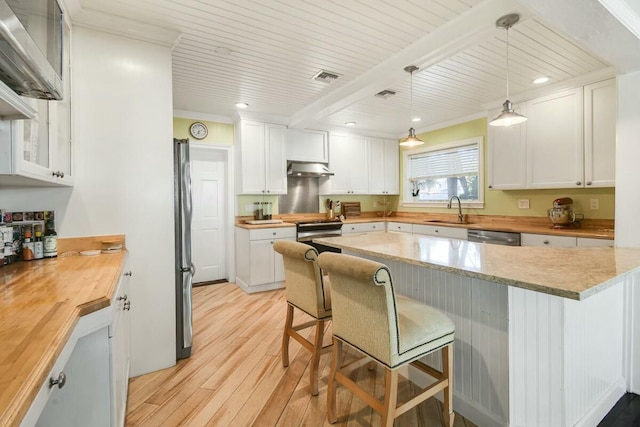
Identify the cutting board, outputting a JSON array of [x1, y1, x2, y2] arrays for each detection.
[[342, 202, 361, 218]]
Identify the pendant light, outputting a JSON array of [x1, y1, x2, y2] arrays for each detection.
[[399, 65, 424, 147], [489, 14, 527, 127]]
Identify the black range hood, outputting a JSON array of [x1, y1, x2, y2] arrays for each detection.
[[286, 162, 334, 177]]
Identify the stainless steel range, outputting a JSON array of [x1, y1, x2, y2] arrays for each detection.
[[296, 220, 343, 253]]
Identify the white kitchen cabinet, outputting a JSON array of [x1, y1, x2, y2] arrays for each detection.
[[487, 103, 527, 190], [235, 120, 287, 195], [488, 80, 616, 190], [526, 88, 584, 189], [584, 79, 616, 187], [521, 233, 577, 247], [320, 133, 368, 194], [286, 129, 328, 163], [0, 19, 73, 187], [368, 137, 399, 194], [24, 308, 113, 427], [110, 265, 132, 427], [412, 224, 468, 240], [235, 226, 296, 293], [386, 221, 412, 233], [342, 221, 384, 234], [576, 237, 614, 247]]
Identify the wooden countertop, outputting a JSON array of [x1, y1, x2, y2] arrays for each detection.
[[314, 232, 638, 300], [0, 249, 126, 427], [235, 214, 614, 239]]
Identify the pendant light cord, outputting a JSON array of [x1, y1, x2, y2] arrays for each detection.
[[410, 69, 414, 122], [506, 26, 510, 100]]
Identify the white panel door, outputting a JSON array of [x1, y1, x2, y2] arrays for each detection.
[[191, 147, 226, 284]]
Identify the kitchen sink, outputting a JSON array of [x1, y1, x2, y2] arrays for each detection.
[[423, 220, 472, 225]]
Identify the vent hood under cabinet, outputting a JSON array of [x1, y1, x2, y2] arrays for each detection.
[[287, 162, 334, 177], [0, 79, 36, 119]]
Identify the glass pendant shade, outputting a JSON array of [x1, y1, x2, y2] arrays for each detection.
[[399, 127, 423, 147], [489, 100, 527, 127]]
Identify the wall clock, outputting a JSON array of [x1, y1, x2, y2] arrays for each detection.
[[189, 122, 208, 140]]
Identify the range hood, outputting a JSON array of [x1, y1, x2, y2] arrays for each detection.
[[287, 162, 334, 177]]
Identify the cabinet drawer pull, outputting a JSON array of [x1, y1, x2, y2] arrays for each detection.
[[49, 372, 66, 389], [124, 301, 131, 311], [117, 294, 128, 301], [124, 271, 132, 277], [543, 240, 550, 245]]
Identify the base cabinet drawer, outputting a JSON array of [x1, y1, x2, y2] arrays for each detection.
[[521, 233, 577, 247], [342, 222, 384, 234], [386, 222, 412, 233], [412, 224, 468, 240]]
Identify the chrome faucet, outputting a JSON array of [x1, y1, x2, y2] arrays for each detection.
[[447, 195, 463, 223]]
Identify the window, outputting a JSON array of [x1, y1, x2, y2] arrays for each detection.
[[403, 137, 483, 206]]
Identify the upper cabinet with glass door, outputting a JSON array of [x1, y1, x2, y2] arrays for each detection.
[[0, 18, 73, 187]]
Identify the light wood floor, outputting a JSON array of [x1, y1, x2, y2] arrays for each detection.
[[126, 283, 477, 426]]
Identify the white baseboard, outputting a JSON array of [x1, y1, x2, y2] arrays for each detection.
[[234, 278, 284, 294], [574, 377, 626, 427]]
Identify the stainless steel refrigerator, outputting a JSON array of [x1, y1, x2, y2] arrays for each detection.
[[174, 138, 194, 359]]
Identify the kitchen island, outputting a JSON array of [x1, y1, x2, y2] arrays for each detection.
[[315, 232, 640, 427]]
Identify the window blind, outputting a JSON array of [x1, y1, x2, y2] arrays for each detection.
[[409, 144, 478, 181]]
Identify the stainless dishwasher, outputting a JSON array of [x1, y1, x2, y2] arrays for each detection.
[[467, 229, 521, 246]]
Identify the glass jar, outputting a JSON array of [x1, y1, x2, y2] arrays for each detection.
[[254, 202, 264, 220], [264, 202, 272, 220]]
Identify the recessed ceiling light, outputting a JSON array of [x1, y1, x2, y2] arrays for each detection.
[[412, 117, 421, 122], [533, 76, 550, 84], [345, 121, 356, 127], [235, 102, 249, 109]]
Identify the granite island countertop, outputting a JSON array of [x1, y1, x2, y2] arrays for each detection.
[[0, 248, 126, 427], [314, 232, 639, 300]]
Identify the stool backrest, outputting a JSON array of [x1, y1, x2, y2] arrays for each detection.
[[317, 252, 398, 366], [273, 240, 331, 318]]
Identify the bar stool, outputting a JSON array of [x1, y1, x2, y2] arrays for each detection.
[[317, 252, 455, 427], [273, 240, 332, 396]]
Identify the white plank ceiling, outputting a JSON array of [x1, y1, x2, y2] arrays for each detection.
[[76, 0, 612, 136]]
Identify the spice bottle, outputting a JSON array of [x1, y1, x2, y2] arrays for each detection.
[[43, 219, 58, 258], [23, 229, 35, 261], [34, 230, 43, 260]]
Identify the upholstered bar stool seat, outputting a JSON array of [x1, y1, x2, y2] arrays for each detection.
[[318, 252, 455, 427], [273, 240, 332, 396]]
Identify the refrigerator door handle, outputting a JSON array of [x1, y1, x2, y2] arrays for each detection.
[[182, 269, 193, 349]]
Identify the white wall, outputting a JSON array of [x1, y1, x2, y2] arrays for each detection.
[[0, 27, 177, 376], [616, 71, 640, 393]]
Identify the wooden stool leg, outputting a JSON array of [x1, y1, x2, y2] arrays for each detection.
[[327, 338, 341, 424], [442, 343, 455, 427], [381, 368, 399, 427], [310, 319, 325, 396], [281, 304, 294, 367]]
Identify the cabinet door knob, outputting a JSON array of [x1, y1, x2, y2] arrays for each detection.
[[124, 301, 131, 311], [586, 181, 592, 186], [117, 294, 128, 301], [488, 185, 493, 189], [543, 240, 550, 245], [124, 271, 132, 277], [59, 171, 64, 178], [49, 372, 66, 389], [435, 229, 439, 233], [576, 182, 582, 186]]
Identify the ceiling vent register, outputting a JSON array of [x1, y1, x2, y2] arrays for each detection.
[[375, 89, 396, 98], [312, 70, 341, 83]]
